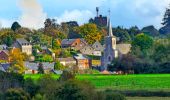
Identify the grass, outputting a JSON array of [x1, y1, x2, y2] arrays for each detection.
[[24, 74, 170, 91]]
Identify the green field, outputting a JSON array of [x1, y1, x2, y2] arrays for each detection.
[[24, 74, 170, 90]]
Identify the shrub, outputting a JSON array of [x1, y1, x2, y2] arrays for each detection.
[[55, 80, 96, 100], [4, 88, 31, 100]]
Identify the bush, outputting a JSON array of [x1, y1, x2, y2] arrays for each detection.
[[96, 91, 126, 100], [4, 88, 31, 100], [55, 80, 96, 100], [58, 70, 75, 82]]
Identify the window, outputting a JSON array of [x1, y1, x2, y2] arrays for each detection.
[[108, 56, 112, 62]]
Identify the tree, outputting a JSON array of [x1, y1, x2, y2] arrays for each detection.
[[160, 5, 170, 34], [54, 61, 65, 70], [75, 23, 102, 44], [132, 33, 153, 56], [11, 21, 21, 31], [9, 48, 26, 74], [4, 88, 31, 100], [58, 70, 75, 82], [38, 63, 44, 74], [55, 80, 96, 100]]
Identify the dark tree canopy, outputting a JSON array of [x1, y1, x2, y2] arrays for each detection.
[[11, 21, 21, 31], [38, 63, 44, 74], [160, 5, 170, 34]]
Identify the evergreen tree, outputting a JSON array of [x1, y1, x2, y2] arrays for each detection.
[[160, 5, 170, 34], [11, 21, 21, 31], [38, 63, 44, 74]]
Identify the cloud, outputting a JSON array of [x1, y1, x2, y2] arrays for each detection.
[[18, 0, 47, 29], [55, 10, 94, 25]]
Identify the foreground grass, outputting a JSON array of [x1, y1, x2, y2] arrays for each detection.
[[24, 74, 170, 91], [127, 97, 170, 100]]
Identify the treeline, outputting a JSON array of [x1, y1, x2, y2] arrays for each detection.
[[0, 71, 126, 100], [108, 33, 170, 74]]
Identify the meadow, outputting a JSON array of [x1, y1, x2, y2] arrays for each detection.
[[24, 74, 170, 91]]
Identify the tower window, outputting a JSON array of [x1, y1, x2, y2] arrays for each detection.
[[108, 56, 112, 62]]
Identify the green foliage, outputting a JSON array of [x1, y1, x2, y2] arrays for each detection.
[[58, 70, 75, 82], [4, 88, 31, 100], [132, 33, 153, 56], [35, 54, 53, 62], [24, 78, 39, 98], [59, 49, 72, 58], [32, 94, 46, 100], [75, 23, 102, 44], [113, 26, 132, 43], [55, 79, 96, 100], [37, 75, 60, 100], [54, 61, 65, 70]]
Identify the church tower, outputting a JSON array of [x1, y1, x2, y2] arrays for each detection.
[[101, 18, 118, 70]]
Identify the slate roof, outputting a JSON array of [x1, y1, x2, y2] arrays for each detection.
[[16, 38, 30, 45], [0, 44, 7, 50], [74, 54, 88, 60], [24, 62, 55, 70], [61, 39, 76, 46], [0, 63, 10, 72]]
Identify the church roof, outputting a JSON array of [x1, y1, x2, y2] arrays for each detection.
[[108, 18, 116, 38]]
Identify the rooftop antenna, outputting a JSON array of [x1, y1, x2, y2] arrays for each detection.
[[96, 7, 99, 17]]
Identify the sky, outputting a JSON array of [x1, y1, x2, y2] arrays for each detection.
[[0, 0, 170, 29]]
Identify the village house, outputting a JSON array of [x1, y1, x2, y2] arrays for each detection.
[[13, 38, 32, 55], [0, 50, 10, 62], [57, 57, 76, 68], [24, 62, 55, 74], [80, 41, 104, 56], [61, 38, 87, 51], [74, 54, 92, 70]]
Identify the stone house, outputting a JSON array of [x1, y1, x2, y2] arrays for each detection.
[[13, 38, 32, 55], [80, 41, 104, 56], [73, 54, 92, 70], [61, 38, 87, 51], [0, 50, 9, 62]]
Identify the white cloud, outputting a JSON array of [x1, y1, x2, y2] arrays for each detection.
[[18, 0, 47, 29], [55, 10, 94, 25]]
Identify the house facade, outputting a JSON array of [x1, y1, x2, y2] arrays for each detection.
[[15, 38, 32, 55], [74, 54, 91, 70], [57, 57, 76, 68]]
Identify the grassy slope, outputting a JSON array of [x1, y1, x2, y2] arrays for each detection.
[[24, 74, 170, 91], [127, 97, 170, 100]]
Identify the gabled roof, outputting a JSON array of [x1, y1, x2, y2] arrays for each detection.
[[61, 39, 78, 46], [0, 50, 9, 56], [24, 62, 55, 70], [117, 44, 131, 55], [16, 38, 30, 45], [0, 63, 10, 71]]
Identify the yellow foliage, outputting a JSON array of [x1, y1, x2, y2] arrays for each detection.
[[9, 48, 26, 74]]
